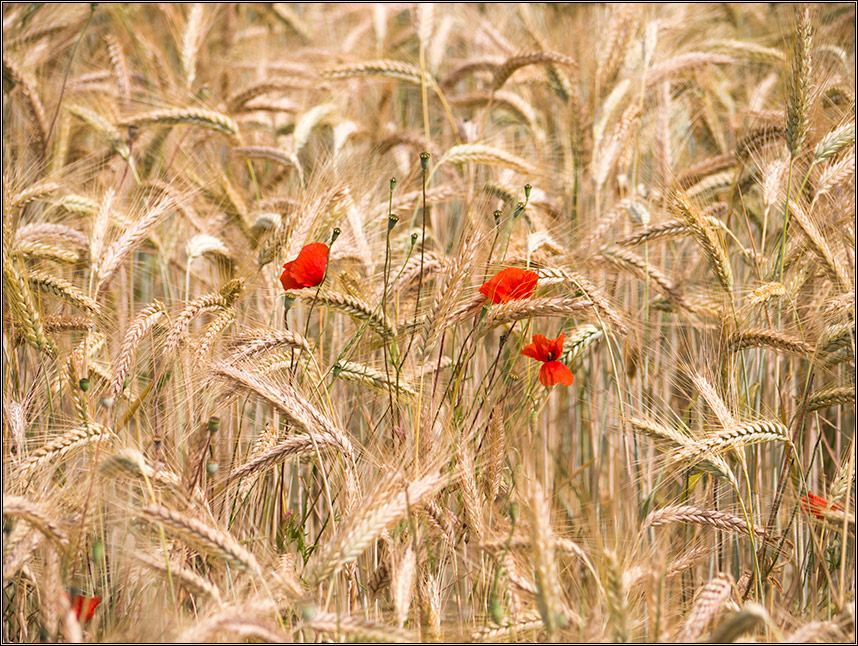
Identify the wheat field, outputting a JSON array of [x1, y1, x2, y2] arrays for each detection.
[[2, 3, 855, 643]]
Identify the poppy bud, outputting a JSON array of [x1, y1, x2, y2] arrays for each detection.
[[79, 378, 90, 392], [388, 214, 399, 232], [524, 184, 532, 199], [208, 416, 220, 433], [513, 201, 525, 218], [389, 177, 396, 190], [283, 294, 296, 312], [205, 461, 219, 475], [91, 540, 105, 565], [410, 232, 419, 246], [331, 227, 341, 244], [493, 209, 502, 225], [127, 125, 139, 142], [419, 151, 430, 170]]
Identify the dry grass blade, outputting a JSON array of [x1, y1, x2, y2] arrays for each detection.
[[529, 482, 568, 634]]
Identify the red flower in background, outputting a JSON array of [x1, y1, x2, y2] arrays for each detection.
[[68, 593, 101, 624], [280, 243, 329, 291], [800, 493, 841, 519], [521, 332, 575, 387], [480, 268, 538, 304]]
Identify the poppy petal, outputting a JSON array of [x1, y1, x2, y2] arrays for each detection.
[[83, 597, 101, 623], [480, 268, 538, 303], [289, 243, 328, 288], [801, 493, 840, 519], [547, 332, 565, 361], [539, 361, 574, 387], [532, 334, 553, 361], [280, 261, 302, 291], [520, 341, 542, 360]]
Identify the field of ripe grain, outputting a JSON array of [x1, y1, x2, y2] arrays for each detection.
[[2, 3, 855, 643]]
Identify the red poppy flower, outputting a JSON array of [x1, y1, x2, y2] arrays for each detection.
[[521, 332, 574, 387], [479, 268, 539, 304], [800, 493, 841, 519], [68, 593, 101, 624], [280, 243, 329, 291]]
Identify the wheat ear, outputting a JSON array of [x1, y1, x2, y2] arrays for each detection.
[[676, 573, 736, 642], [140, 505, 262, 575], [644, 505, 766, 536], [212, 363, 355, 458], [2, 496, 69, 546]]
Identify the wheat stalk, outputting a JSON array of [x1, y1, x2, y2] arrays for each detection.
[[483, 296, 594, 328], [670, 190, 733, 293]]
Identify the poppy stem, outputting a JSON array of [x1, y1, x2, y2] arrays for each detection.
[[382, 179, 399, 433], [467, 322, 517, 428], [395, 155, 430, 374]]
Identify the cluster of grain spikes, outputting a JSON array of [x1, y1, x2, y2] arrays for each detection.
[[1, 3, 853, 644]]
